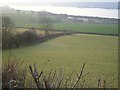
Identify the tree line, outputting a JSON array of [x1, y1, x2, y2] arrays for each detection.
[[2, 11, 64, 49]]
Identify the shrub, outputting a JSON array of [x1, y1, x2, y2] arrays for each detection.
[[2, 16, 15, 49], [13, 30, 38, 47], [2, 56, 118, 89], [2, 30, 38, 49], [20, 30, 38, 44], [2, 56, 27, 88]]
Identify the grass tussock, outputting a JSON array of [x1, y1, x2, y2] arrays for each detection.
[[2, 56, 118, 89], [2, 56, 27, 88]]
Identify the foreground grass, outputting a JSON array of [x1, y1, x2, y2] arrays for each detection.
[[2, 34, 118, 87]]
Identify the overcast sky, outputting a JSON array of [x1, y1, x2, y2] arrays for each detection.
[[0, 0, 119, 6], [1, 0, 120, 2], [1, 0, 119, 3]]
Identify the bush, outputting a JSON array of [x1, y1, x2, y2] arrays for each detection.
[[2, 56, 87, 88], [2, 16, 15, 49], [2, 30, 38, 49], [2, 56, 27, 88], [14, 30, 38, 47], [2, 16, 39, 49], [2, 56, 118, 89]]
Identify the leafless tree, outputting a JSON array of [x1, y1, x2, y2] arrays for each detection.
[[38, 11, 52, 38], [2, 16, 14, 48]]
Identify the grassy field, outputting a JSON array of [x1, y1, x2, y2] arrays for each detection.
[[2, 12, 118, 87], [54, 23, 118, 34], [2, 34, 118, 87], [2, 13, 118, 34]]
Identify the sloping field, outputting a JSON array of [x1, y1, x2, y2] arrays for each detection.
[[54, 23, 118, 34], [2, 13, 118, 34], [2, 34, 118, 87]]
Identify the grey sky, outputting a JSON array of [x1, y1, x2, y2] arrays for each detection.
[[1, 0, 120, 3], [24, 0, 118, 2], [0, 0, 119, 6]]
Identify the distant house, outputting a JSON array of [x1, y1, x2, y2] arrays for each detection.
[[68, 16, 90, 23], [68, 17, 73, 20]]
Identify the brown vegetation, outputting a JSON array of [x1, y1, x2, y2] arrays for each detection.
[[2, 56, 118, 89]]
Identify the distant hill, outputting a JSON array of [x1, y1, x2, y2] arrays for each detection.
[[52, 2, 118, 9], [2, 6, 118, 25]]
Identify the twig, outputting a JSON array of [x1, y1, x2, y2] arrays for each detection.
[[72, 63, 85, 88], [50, 70, 56, 88], [48, 68, 52, 81], [57, 68, 64, 88], [29, 65, 40, 90], [64, 71, 74, 88], [103, 79, 106, 89], [98, 78, 100, 88]]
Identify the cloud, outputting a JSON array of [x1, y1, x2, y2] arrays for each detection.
[[1, 0, 119, 7]]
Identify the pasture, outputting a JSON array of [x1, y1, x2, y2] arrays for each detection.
[[2, 34, 118, 87], [2, 13, 118, 34], [2, 12, 118, 87], [54, 23, 118, 34]]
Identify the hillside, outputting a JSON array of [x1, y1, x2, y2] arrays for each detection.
[[2, 3, 118, 88], [2, 12, 118, 35], [3, 34, 118, 87]]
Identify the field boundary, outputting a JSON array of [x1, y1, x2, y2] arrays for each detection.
[[17, 27, 119, 36]]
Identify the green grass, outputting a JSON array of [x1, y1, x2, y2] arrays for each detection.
[[2, 13, 39, 27], [2, 13, 118, 34], [54, 22, 118, 34], [1, 12, 118, 87], [2, 34, 118, 87]]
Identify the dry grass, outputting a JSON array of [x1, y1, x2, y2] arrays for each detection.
[[2, 56, 27, 88], [2, 56, 118, 89]]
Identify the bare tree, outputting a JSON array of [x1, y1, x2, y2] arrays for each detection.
[[2, 16, 15, 49], [38, 11, 52, 38]]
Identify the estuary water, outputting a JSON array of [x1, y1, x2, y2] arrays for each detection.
[[11, 5, 119, 19]]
